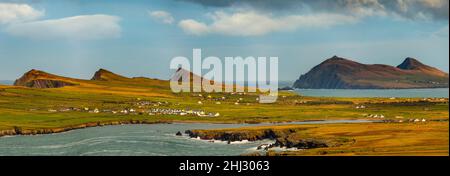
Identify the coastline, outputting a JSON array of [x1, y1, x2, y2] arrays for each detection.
[[0, 118, 379, 138], [0, 120, 173, 138], [0, 119, 285, 138]]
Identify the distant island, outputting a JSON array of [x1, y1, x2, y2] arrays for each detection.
[[293, 56, 449, 89]]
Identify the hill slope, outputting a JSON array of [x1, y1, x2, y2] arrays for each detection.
[[91, 69, 130, 81], [13, 69, 80, 88], [293, 56, 449, 89]]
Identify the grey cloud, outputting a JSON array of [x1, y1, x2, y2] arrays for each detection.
[[180, 0, 449, 20]]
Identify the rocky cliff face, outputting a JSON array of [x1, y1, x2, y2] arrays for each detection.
[[21, 79, 75, 88], [14, 69, 76, 88], [293, 56, 449, 89], [184, 127, 344, 150]]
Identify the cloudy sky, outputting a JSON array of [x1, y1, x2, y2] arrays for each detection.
[[0, 0, 448, 81]]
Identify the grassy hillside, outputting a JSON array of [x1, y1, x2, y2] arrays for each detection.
[[1, 71, 448, 131], [188, 122, 449, 156]]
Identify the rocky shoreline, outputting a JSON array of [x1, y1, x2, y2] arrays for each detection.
[[0, 120, 172, 138], [184, 127, 341, 150], [0, 119, 329, 138]]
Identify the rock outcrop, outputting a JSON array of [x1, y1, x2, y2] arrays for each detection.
[[14, 69, 77, 88], [184, 127, 341, 150], [185, 129, 279, 142]]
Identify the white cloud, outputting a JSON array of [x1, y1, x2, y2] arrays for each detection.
[[433, 25, 449, 38], [149, 10, 174, 24], [346, 0, 387, 17], [183, 0, 449, 20], [5, 14, 121, 40], [178, 11, 358, 36], [0, 3, 44, 24], [179, 19, 210, 35], [420, 0, 447, 8]]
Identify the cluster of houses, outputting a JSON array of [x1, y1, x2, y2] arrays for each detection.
[[47, 107, 81, 113], [394, 118, 427, 123], [38, 96, 228, 118], [388, 97, 448, 102], [363, 113, 428, 123], [194, 93, 257, 106], [355, 105, 366, 109], [394, 116, 427, 123], [135, 100, 170, 108], [421, 98, 448, 102], [149, 108, 220, 117], [293, 100, 308, 104], [365, 114, 385, 118], [45, 106, 221, 118]]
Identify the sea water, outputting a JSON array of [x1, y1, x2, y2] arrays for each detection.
[[0, 120, 372, 156], [295, 88, 449, 98]]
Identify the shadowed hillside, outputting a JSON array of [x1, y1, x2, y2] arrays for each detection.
[[14, 69, 81, 88], [293, 56, 449, 89]]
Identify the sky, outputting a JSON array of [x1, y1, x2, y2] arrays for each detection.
[[0, 0, 448, 81]]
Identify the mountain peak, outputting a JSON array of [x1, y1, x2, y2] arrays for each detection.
[[97, 68, 112, 73], [17, 69, 55, 81], [319, 56, 363, 68], [24, 69, 47, 76], [397, 57, 426, 70], [323, 56, 354, 63], [330, 55, 343, 60], [14, 69, 76, 88], [91, 68, 128, 81]]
